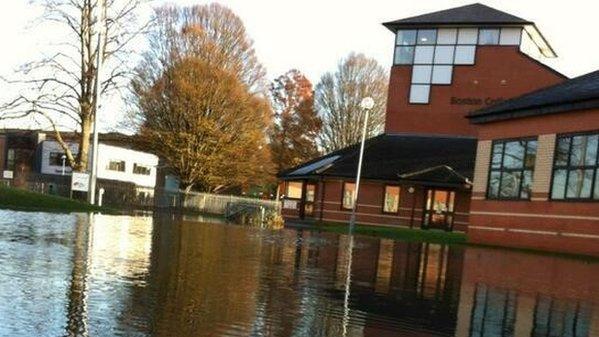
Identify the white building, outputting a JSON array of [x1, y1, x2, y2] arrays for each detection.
[[40, 140, 159, 194]]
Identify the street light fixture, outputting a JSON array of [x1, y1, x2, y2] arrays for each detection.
[[61, 154, 67, 176], [348, 97, 375, 233]]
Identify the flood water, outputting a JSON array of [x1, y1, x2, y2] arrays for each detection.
[[0, 210, 597, 337]]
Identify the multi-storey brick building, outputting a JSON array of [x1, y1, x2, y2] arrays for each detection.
[[278, 3, 598, 255]]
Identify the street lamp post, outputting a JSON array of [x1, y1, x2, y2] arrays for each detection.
[[88, 0, 104, 204], [348, 97, 375, 233], [61, 154, 66, 176]]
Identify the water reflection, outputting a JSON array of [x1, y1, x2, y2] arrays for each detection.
[[0, 210, 597, 336]]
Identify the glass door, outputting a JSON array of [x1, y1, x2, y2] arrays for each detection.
[[422, 189, 455, 231], [301, 183, 316, 219]]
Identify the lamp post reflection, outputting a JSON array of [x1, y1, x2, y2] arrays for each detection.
[[341, 234, 354, 337]]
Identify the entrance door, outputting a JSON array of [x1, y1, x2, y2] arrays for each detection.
[[422, 189, 455, 231], [300, 183, 316, 219]]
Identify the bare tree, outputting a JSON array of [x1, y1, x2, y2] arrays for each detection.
[[0, 0, 147, 172], [316, 53, 388, 153]]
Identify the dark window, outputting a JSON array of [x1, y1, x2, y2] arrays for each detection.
[[49, 152, 66, 166], [487, 138, 537, 200], [383, 185, 400, 213], [133, 163, 151, 176], [107, 160, 126, 172], [551, 132, 599, 200], [6, 149, 15, 170]]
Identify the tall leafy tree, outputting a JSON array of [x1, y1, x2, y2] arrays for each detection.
[[131, 3, 273, 192], [315, 53, 388, 153], [132, 57, 273, 192], [269, 70, 321, 172]]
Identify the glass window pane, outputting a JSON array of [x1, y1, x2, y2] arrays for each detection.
[[412, 65, 432, 84], [500, 171, 521, 198], [521, 170, 533, 199], [396, 30, 417, 45], [394, 46, 415, 64], [488, 171, 501, 198], [570, 136, 587, 167], [551, 169, 567, 199], [343, 182, 356, 209], [417, 29, 437, 45], [431, 65, 452, 84], [305, 185, 316, 202], [454, 46, 476, 64], [409, 84, 430, 104], [503, 141, 526, 169], [457, 28, 478, 44], [479, 29, 500, 45], [524, 140, 538, 168], [414, 46, 434, 64], [595, 170, 599, 200], [437, 28, 457, 44], [555, 137, 571, 166], [286, 182, 303, 199], [566, 169, 593, 199], [491, 143, 504, 169], [584, 135, 598, 166], [434, 46, 455, 64], [383, 186, 400, 213], [500, 28, 522, 45]]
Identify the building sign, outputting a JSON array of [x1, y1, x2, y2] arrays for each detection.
[[2, 170, 13, 179], [71, 172, 90, 192], [283, 199, 298, 210], [450, 97, 504, 106]]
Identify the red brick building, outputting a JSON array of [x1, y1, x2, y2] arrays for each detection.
[[278, 4, 598, 255]]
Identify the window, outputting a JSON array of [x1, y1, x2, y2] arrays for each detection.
[[409, 84, 430, 104], [437, 28, 457, 44], [499, 28, 522, 45], [478, 29, 500, 45], [286, 181, 303, 199], [394, 46, 414, 64], [342, 182, 356, 210], [411, 65, 432, 84], [396, 30, 417, 45], [49, 152, 65, 166], [457, 28, 478, 44], [431, 65, 452, 84], [133, 163, 151, 175], [414, 46, 435, 64], [6, 149, 15, 170], [383, 186, 400, 213], [454, 46, 476, 64], [107, 160, 126, 172], [487, 138, 537, 200], [416, 29, 437, 45], [434, 46, 455, 64], [551, 132, 599, 200]]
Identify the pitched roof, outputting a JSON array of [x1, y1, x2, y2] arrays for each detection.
[[383, 3, 531, 29], [279, 134, 477, 188], [468, 70, 599, 124]]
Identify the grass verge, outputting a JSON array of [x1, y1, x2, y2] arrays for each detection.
[[312, 221, 467, 244], [0, 185, 111, 214]]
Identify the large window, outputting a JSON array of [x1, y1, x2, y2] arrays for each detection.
[[107, 160, 126, 172], [285, 181, 303, 199], [342, 182, 356, 210], [383, 185, 400, 213], [487, 138, 537, 200], [394, 27, 522, 104], [551, 132, 599, 200], [5, 149, 15, 170]]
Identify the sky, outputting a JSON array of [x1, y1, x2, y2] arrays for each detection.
[[0, 0, 598, 130]]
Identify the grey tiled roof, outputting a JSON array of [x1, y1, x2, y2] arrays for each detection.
[[383, 3, 531, 30]]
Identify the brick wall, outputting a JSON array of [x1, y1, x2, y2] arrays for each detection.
[[471, 140, 491, 199], [531, 134, 556, 201]]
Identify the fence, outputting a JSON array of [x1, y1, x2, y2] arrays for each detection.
[[156, 190, 281, 216]]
